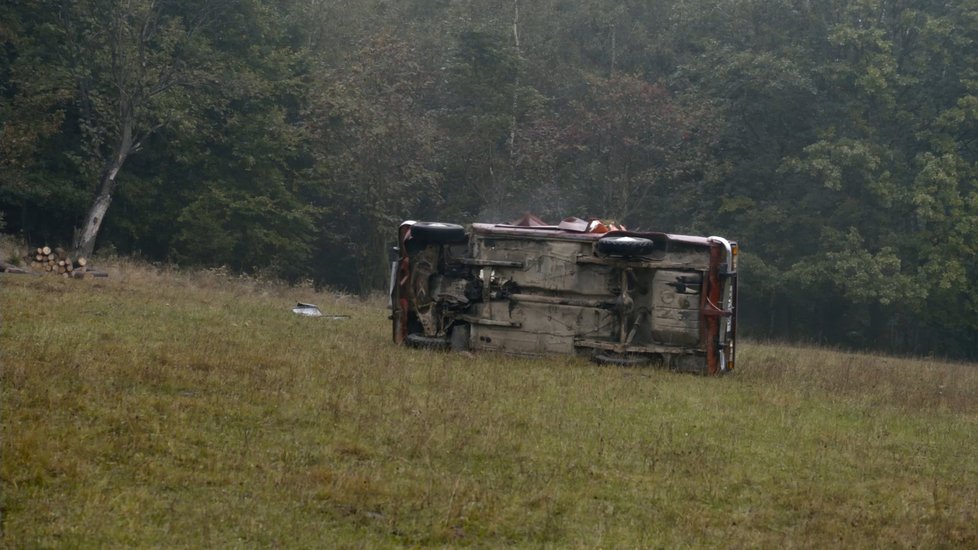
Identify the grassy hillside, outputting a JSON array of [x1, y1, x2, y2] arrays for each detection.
[[2, 262, 977, 548]]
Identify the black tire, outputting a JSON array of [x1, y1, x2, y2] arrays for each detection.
[[596, 235, 655, 257], [405, 333, 450, 349], [410, 222, 467, 245], [592, 352, 651, 367]]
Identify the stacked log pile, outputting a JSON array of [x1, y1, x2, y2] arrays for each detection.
[[0, 245, 106, 278], [29, 246, 80, 276]]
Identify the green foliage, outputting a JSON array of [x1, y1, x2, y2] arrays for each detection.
[[556, 73, 714, 228], [305, 33, 441, 292], [171, 187, 316, 277], [790, 228, 923, 307], [3, 0, 978, 356], [436, 29, 530, 220]]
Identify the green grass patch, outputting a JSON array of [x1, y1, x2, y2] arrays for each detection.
[[3, 262, 977, 547]]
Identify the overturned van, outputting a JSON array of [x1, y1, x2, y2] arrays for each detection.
[[390, 215, 737, 375]]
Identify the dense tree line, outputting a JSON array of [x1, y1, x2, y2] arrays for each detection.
[[2, 0, 977, 358]]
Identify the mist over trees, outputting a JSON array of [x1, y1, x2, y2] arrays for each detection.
[[3, 0, 978, 358]]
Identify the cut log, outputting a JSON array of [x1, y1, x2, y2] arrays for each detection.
[[58, 260, 66, 267], [42, 246, 51, 255], [47, 253, 55, 261], [57, 265, 66, 274], [36, 247, 42, 255], [76, 257, 88, 267], [66, 262, 74, 272]]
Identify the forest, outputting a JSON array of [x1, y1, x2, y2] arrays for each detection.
[[2, 0, 977, 358]]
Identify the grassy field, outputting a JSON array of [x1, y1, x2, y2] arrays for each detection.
[[2, 260, 977, 548]]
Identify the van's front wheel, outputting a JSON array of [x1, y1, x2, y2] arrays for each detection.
[[410, 222, 466, 245], [405, 333, 450, 349]]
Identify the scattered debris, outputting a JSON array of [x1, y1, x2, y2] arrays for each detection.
[[291, 302, 350, 320], [292, 302, 323, 316]]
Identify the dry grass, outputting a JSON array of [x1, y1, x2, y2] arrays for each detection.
[[740, 342, 978, 414], [2, 260, 977, 547]]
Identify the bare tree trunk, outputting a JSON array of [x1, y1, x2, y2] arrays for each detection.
[[62, 1, 216, 259], [610, 25, 617, 76], [73, 112, 134, 258], [508, 0, 521, 167], [74, 193, 112, 258]]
